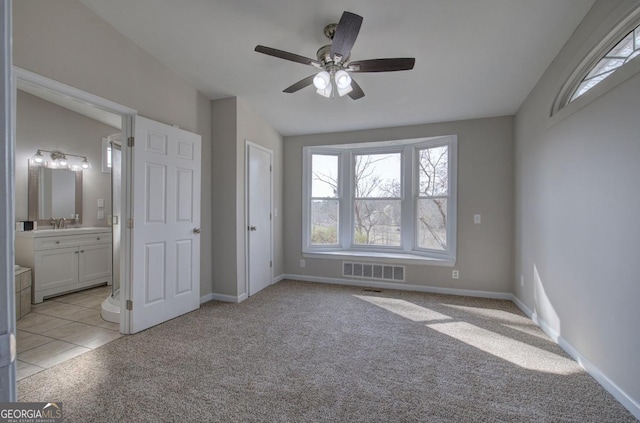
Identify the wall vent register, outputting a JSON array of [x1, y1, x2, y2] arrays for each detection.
[[343, 261, 405, 282]]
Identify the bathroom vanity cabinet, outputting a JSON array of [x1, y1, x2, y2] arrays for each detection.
[[15, 227, 112, 303]]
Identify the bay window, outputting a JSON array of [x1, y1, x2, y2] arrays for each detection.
[[303, 135, 457, 264]]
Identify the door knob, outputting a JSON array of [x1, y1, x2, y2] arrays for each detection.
[[249, 226, 257, 231], [193, 228, 201, 234]]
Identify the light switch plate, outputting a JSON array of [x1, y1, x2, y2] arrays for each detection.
[[97, 210, 105, 220], [97, 198, 104, 208], [474, 214, 481, 224]]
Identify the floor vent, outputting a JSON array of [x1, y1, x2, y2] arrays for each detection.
[[343, 261, 405, 282]]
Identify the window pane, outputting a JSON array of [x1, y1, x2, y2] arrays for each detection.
[[571, 70, 615, 101], [311, 199, 338, 245], [312, 154, 338, 198], [585, 57, 624, 79], [626, 50, 640, 64], [418, 146, 448, 196], [608, 32, 634, 57], [354, 199, 401, 246], [417, 199, 447, 251], [355, 153, 401, 198]]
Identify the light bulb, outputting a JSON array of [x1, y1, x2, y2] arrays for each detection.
[[317, 83, 333, 98], [313, 71, 331, 90], [335, 70, 352, 89], [81, 158, 91, 169], [31, 150, 45, 165]]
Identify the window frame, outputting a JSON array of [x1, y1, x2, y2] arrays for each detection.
[[302, 135, 457, 264], [550, 4, 640, 124]]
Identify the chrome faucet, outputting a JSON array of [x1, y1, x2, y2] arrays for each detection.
[[50, 217, 57, 229], [58, 217, 67, 229]]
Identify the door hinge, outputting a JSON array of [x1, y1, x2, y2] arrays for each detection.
[[127, 218, 134, 229], [270, 213, 272, 220], [126, 300, 133, 311], [269, 165, 272, 172], [270, 260, 272, 268], [127, 136, 135, 147]]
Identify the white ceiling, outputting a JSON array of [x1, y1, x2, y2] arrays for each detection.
[[76, 0, 596, 136]]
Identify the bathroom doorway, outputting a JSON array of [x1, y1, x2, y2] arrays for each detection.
[[13, 71, 130, 380]]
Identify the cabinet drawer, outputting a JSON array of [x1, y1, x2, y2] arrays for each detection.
[[20, 270, 32, 291], [34, 232, 112, 250]]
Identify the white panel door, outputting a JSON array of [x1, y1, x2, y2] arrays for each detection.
[[131, 116, 201, 333], [247, 143, 272, 296]]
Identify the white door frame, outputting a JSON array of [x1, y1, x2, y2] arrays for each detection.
[[12, 67, 138, 335], [0, 0, 15, 402], [244, 140, 273, 296]]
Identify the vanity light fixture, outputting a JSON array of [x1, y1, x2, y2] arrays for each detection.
[[31, 149, 45, 164], [30, 149, 91, 170]]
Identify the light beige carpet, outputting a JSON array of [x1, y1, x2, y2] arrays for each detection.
[[18, 280, 637, 422]]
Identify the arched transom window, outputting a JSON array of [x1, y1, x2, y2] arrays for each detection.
[[570, 22, 640, 102]]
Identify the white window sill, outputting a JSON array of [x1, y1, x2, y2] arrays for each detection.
[[303, 250, 455, 267]]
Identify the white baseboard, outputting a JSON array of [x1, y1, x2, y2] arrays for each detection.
[[202, 292, 247, 303], [511, 294, 640, 420], [272, 274, 286, 284], [282, 274, 512, 300], [200, 293, 214, 304]]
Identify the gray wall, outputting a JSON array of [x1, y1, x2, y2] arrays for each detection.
[[16, 91, 116, 227], [211, 97, 284, 298], [514, 0, 640, 409], [14, 0, 213, 296], [284, 116, 514, 294]]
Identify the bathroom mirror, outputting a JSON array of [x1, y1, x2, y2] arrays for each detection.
[[28, 161, 83, 225]]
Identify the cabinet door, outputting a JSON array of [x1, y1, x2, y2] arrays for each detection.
[[34, 247, 79, 290], [79, 243, 112, 283]]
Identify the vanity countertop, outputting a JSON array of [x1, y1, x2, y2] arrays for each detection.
[[16, 227, 111, 238]]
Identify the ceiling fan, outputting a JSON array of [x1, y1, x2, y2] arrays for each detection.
[[255, 11, 415, 100]]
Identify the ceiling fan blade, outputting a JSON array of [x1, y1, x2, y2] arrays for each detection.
[[347, 58, 416, 73], [255, 45, 322, 68], [331, 12, 363, 61], [348, 78, 365, 100], [283, 75, 316, 93]]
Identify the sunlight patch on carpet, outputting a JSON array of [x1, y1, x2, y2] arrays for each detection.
[[355, 295, 580, 375]]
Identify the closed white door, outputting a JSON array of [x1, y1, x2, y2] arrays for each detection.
[[247, 142, 272, 296], [130, 116, 201, 333]]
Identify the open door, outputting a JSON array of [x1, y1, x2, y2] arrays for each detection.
[[129, 116, 201, 333]]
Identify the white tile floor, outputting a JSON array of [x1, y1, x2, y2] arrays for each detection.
[[16, 285, 122, 380]]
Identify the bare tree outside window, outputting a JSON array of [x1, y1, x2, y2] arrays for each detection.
[[310, 154, 339, 244], [417, 145, 449, 250], [354, 153, 402, 246]]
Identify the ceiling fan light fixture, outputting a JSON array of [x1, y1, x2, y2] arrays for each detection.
[[334, 70, 352, 89], [316, 83, 333, 98], [313, 71, 331, 90], [337, 84, 353, 97]]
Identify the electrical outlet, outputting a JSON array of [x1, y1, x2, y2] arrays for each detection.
[[97, 198, 104, 208], [452, 270, 459, 279], [474, 214, 481, 224], [300, 259, 305, 268], [97, 210, 105, 220]]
